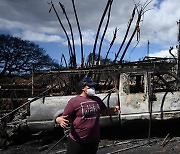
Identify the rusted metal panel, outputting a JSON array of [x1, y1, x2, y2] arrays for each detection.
[[119, 72, 180, 121], [120, 93, 148, 114], [120, 72, 149, 114]]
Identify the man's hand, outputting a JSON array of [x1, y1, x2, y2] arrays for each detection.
[[112, 106, 120, 114], [56, 115, 69, 128], [101, 106, 120, 116]]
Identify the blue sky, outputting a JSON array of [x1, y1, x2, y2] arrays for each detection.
[[0, 0, 179, 66]]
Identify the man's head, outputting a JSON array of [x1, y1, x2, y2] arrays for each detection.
[[79, 75, 96, 96]]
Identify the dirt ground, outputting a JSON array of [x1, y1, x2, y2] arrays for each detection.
[[1, 119, 180, 154]]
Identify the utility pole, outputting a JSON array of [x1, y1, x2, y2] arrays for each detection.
[[177, 19, 180, 78], [147, 40, 150, 57], [32, 64, 34, 97]]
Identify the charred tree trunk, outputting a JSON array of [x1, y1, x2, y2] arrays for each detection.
[[177, 19, 180, 78]]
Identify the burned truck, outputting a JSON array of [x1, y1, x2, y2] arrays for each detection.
[[0, 57, 180, 147]]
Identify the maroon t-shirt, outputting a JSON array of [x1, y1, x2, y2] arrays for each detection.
[[63, 95, 107, 143]]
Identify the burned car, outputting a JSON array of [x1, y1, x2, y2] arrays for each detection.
[[1, 58, 180, 148]]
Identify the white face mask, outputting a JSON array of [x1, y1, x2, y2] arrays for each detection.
[[86, 87, 96, 96]]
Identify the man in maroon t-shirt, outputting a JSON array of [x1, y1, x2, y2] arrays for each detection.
[[56, 76, 120, 154]]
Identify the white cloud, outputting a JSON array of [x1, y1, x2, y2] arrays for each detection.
[[0, 18, 29, 31], [62, 30, 97, 46], [15, 30, 64, 43], [0, 0, 180, 60], [141, 0, 180, 44], [0, 0, 148, 44], [149, 48, 177, 58], [81, 30, 96, 45]]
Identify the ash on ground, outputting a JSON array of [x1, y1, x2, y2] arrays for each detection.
[[1, 119, 180, 154]]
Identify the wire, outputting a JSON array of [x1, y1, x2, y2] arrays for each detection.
[[45, 134, 67, 154]]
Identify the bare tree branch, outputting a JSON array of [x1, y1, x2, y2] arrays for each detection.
[[92, 0, 112, 66], [49, 1, 75, 67], [71, 0, 84, 67], [113, 6, 136, 63], [119, 1, 151, 63], [104, 27, 118, 64], [97, 0, 113, 65], [59, 2, 76, 68]]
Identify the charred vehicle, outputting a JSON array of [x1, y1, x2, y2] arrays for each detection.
[[1, 57, 180, 148]]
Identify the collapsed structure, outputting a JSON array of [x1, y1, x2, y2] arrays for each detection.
[[0, 56, 180, 148], [0, 0, 180, 149]]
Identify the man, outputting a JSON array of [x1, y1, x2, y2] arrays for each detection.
[[56, 75, 120, 154]]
